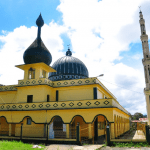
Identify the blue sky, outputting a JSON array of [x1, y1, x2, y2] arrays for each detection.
[[0, 0, 149, 115]]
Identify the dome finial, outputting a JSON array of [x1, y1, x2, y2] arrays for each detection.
[[66, 44, 72, 56], [36, 13, 44, 39], [139, 6, 142, 13]]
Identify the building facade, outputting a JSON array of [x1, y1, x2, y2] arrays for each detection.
[[139, 11, 150, 125], [0, 14, 130, 143]]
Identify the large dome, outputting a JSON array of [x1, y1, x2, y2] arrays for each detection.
[[49, 49, 89, 81], [23, 14, 52, 66]]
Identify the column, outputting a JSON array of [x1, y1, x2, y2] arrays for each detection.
[[110, 123, 115, 139], [88, 124, 92, 139], [66, 124, 69, 138], [24, 70, 28, 80], [9, 124, 11, 136]]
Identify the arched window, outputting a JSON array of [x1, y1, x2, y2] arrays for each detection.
[[28, 68, 35, 79], [42, 70, 46, 78]]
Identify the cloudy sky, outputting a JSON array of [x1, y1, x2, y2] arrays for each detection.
[[0, 0, 149, 115]]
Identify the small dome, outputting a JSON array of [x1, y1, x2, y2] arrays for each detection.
[[49, 49, 89, 81], [23, 38, 52, 65], [23, 14, 52, 66]]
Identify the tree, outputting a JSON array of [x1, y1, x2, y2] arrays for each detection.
[[132, 112, 144, 120]]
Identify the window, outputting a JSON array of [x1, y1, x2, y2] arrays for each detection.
[[47, 95, 50, 102], [27, 95, 33, 103], [42, 70, 46, 78], [28, 68, 35, 79], [27, 118, 31, 125]]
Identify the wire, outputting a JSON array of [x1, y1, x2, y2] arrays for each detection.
[[98, 78, 143, 94]]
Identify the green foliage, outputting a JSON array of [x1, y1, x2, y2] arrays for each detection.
[[0, 140, 45, 150], [112, 142, 150, 148], [132, 112, 144, 120]]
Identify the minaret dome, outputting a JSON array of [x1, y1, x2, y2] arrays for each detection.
[[23, 14, 52, 66]]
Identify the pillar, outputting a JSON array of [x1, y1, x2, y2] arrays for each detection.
[[66, 124, 69, 138], [24, 70, 28, 80], [110, 123, 115, 139], [9, 124, 11, 136], [88, 124, 92, 139]]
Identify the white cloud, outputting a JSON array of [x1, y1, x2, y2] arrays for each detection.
[[57, 0, 147, 115], [0, 22, 68, 85], [0, 0, 149, 115]]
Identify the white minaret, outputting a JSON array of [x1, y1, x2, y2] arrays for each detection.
[[139, 10, 150, 125]]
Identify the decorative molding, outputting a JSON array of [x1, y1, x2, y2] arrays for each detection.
[[0, 85, 17, 92]]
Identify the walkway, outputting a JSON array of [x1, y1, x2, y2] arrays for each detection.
[[101, 147, 150, 150], [111, 130, 146, 142], [44, 144, 103, 150]]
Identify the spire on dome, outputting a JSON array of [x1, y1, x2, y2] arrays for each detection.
[[66, 45, 72, 56], [36, 13, 44, 39]]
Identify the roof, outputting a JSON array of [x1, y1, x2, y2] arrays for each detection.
[[15, 62, 56, 73], [49, 49, 89, 81]]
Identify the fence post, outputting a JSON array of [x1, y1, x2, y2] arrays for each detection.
[[146, 125, 150, 143], [76, 123, 80, 144], [20, 123, 23, 139], [106, 123, 111, 146]]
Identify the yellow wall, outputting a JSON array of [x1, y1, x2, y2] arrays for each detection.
[[112, 108, 130, 139], [0, 108, 113, 123], [15, 117, 45, 137], [59, 86, 93, 101], [0, 91, 17, 104], [97, 89, 103, 99], [15, 85, 54, 103]]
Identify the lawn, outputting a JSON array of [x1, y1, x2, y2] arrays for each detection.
[[0, 140, 45, 150]]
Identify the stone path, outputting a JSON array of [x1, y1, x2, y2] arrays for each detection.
[[116, 130, 146, 140], [44, 144, 103, 150], [101, 146, 150, 150], [44, 145, 150, 150]]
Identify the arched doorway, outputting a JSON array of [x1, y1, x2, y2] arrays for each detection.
[[70, 115, 89, 143], [93, 115, 107, 144], [0, 117, 9, 136], [49, 116, 66, 139]]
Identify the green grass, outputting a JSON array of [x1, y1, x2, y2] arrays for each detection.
[[112, 142, 150, 148], [0, 140, 45, 150]]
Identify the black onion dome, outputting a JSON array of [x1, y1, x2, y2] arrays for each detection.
[[49, 49, 89, 81], [23, 38, 52, 65], [23, 14, 52, 66]]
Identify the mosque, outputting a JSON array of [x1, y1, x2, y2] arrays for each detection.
[[0, 14, 130, 143]]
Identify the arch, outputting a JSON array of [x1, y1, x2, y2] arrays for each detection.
[[19, 116, 35, 124], [92, 114, 109, 124], [0, 116, 9, 136], [69, 115, 87, 124], [48, 115, 66, 139], [48, 115, 64, 125], [0, 116, 9, 123]]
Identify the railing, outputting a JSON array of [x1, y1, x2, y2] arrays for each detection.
[[0, 124, 78, 142], [137, 122, 146, 135]]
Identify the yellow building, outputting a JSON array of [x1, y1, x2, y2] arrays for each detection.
[[0, 14, 130, 143]]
